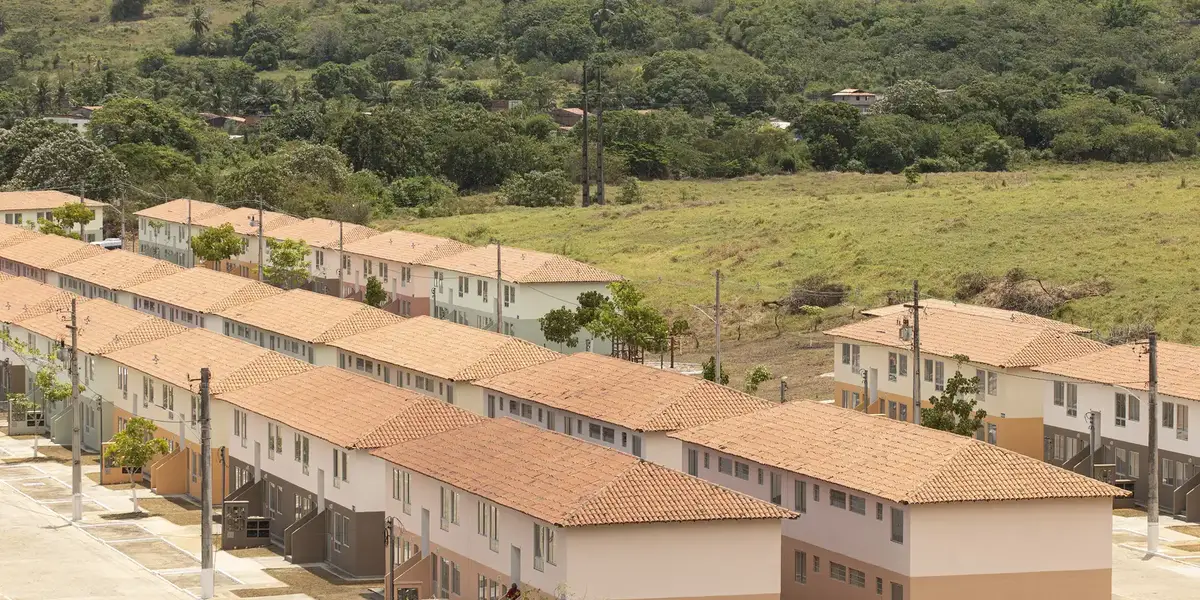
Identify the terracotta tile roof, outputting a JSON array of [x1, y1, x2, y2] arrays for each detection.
[[0, 235, 107, 270], [1034, 341, 1200, 402], [124, 267, 281, 314], [670, 402, 1125, 504], [0, 278, 77, 323], [862, 299, 1090, 333], [329, 316, 559, 381], [268, 218, 379, 249], [479, 353, 773, 431], [101, 328, 312, 393], [134, 198, 228, 224], [217, 367, 483, 449], [373, 418, 794, 526], [825, 310, 1108, 369], [52, 251, 183, 291], [193, 206, 300, 236], [0, 225, 41, 249], [342, 230, 473, 265], [423, 243, 621, 284], [16, 298, 186, 354], [0, 190, 106, 210], [218, 289, 404, 344]]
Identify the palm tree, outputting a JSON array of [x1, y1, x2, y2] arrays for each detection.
[[54, 79, 69, 110], [371, 81, 394, 104], [207, 85, 225, 114], [249, 0, 265, 12], [32, 74, 51, 115], [188, 6, 211, 39], [243, 79, 283, 114]]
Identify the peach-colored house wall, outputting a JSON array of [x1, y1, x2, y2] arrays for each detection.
[[566, 520, 782, 600], [909, 497, 1112, 577]]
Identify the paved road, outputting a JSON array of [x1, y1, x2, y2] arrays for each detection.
[[0, 464, 193, 600]]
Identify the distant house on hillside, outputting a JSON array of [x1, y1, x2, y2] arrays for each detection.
[[43, 106, 102, 133], [550, 107, 587, 128], [831, 88, 877, 114], [489, 99, 523, 112]]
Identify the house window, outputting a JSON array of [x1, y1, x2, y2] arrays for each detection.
[[1129, 395, 1141, 422], [770, 472, 782, 505], [734, 462, 750, 480], [718, 457, 732, 475], [478, 501, 499, 552], [1116, 448, 1129, 477], [934, 361, 945, 391], [830, 562, 847, 582], [534, 523, 556, 571], [402, 471, 411, 514], [841, 344, 850, 365], [703, 452, 710, 469], [1178, 404, 1189, 441], [440, 486, 459, 530], [1162, 458, 1177, 486], [924, 359, 933, 383], [1067, 388, 1078, 417], [898, 354, 907, 377], [814, 484, 820, 502], [813, 556, 820, 573], [888, 352, 898, 382], [1163, 401, 1176, 429], [987, 371, 998, 395], [849, 495, 866, 515], [601, 427, 615, 444], [877, 577, 884, 595], [830, 489, 847, 509], [849, 568, 866, 588], [987, 423, 997, 444], [1053, 381, 1065, 406], [1116, 393, 1128, 427], [687, 449, 699, 475], [876, 502, 883, 520], [899, 404, 907, 421], [851, 345, 860, 371], [891, 507, 904, 544], [795, 480, 806, 513], [794, 551, 807, 583], [892, 582, 904, 600], [522, 404, 534, 420]]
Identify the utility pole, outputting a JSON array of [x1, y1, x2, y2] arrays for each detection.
[[199, 367, 214, 599], [337, 221, 344, 298], [68, 299, 82, 522], [862, 369, 870, 414], [77, 181, 86, 241], [495, 243, 503, 334], [1, 359, 8, 429], [779, 377, 788, 403], [714, 270, 721, 385], [581, 63, 590, 208], [911, 279, 922, 426], [595, 62, 605, 205], [118, 194, 126, 248], [187, 197, 193, 267], [1147, 332, 1159, 555], [256, 195, 265, 282], [385, 517, 396, 600]]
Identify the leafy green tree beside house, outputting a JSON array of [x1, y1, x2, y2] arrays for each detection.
[[191, 223, 244, 265], [103, 417, 169, 513]]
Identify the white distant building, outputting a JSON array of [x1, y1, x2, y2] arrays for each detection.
[[0, 191, 107, 242], [831, 89, 877, 114]]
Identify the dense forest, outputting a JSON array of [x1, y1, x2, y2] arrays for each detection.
[[2, 0, 1200, 222]]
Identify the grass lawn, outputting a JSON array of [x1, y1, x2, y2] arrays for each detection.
[[387, 163, 1200, 397]]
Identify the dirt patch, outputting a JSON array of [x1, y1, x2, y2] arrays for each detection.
[[28, 445, 101, 466], [83, 523, 155, 542], [108, 538, 198, 571], [43, 499, 108, 515], [85, 471, 149, 490], [158, 571, 239, 591], [1113, 508, 1147, 517], [0, 465, 44, 479], [1112, 531, 1146, 544], [232, 567, 380, 600], [1169, 525, 1200, 538], [11, 476, 72, 501], [139, 496, 203, 526], [1169, 542, 1200, 553], [0, 456, 59, 465], [226, 546, 282, 559]]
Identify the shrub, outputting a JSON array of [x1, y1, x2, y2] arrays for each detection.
[[781, 275, 848, 310], [388, 176, 458, 208], [702, 356, 729, 385], [243, 41, 280, 71], [953, 272, 992, 300], [499, 170, 574, 207], [110, 0, 148, 22], [616, 177, 645, 205], [975, 139, 1012, 171]]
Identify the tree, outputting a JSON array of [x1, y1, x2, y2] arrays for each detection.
[[744, 366, 772, 393], [264, 238, 311, 289], [38, 203, 95, 238], [975, 139, 1012, 171], [0, 119, 67, 183], [667, 317, 691, 367], [242, 79, 283, 113], [364, 275, 386, 308], [110, 0, 149, 22], [581, 281, 668, 361], [702, 356, 729, 385], [187, 6, 212, 39], [540, 307, 581, 349], [499, 170, 574, 207], [243, 41, 280, 71], [103, 417, 169, 513], [191, 223, 244, 264], [871, 80, 944, 121], [921, 370, 987, 437], [575, 290, 612, 330], [9, 133, 130, 201], [2, 29, 41, 68], [88, 99, 203, 156], [217, 159, 285, 209]]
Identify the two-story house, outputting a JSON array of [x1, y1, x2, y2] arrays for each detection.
[[830, 89, 878, 115], [825, 306, 1108, 459], [135, 198, 229, 267], [376, 417, 794, 600], [125, 267, 281, 330], [98, 328, 312, 502], [266, 218, 379, 297], [192, 206, 300, 278], [11, 298, 185, 451], [0, 234, 107, 284], [423, 244, 620, 353], [0, 190, 106, 242], [671, 401, 1125, 600], [340, 230, 472, 316], [328, 316, 560, 416], [216, 288, 404, 365], [1034, 341, 1200, 521], [477, 352, 773, 470], [51, 250, 183, 305], [216, 367, 482, 578], [0, 275, 79, 431]]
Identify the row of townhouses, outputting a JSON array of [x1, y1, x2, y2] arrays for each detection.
[[825, 299, 1200, 523], [132, 198, 618, 352], [0, 191, 106, 242], [0, 246, 1125, 600]]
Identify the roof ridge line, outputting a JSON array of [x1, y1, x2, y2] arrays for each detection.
[[561, 456, 647, 527]]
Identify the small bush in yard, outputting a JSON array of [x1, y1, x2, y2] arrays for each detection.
[[500, 170, 574, 207]]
